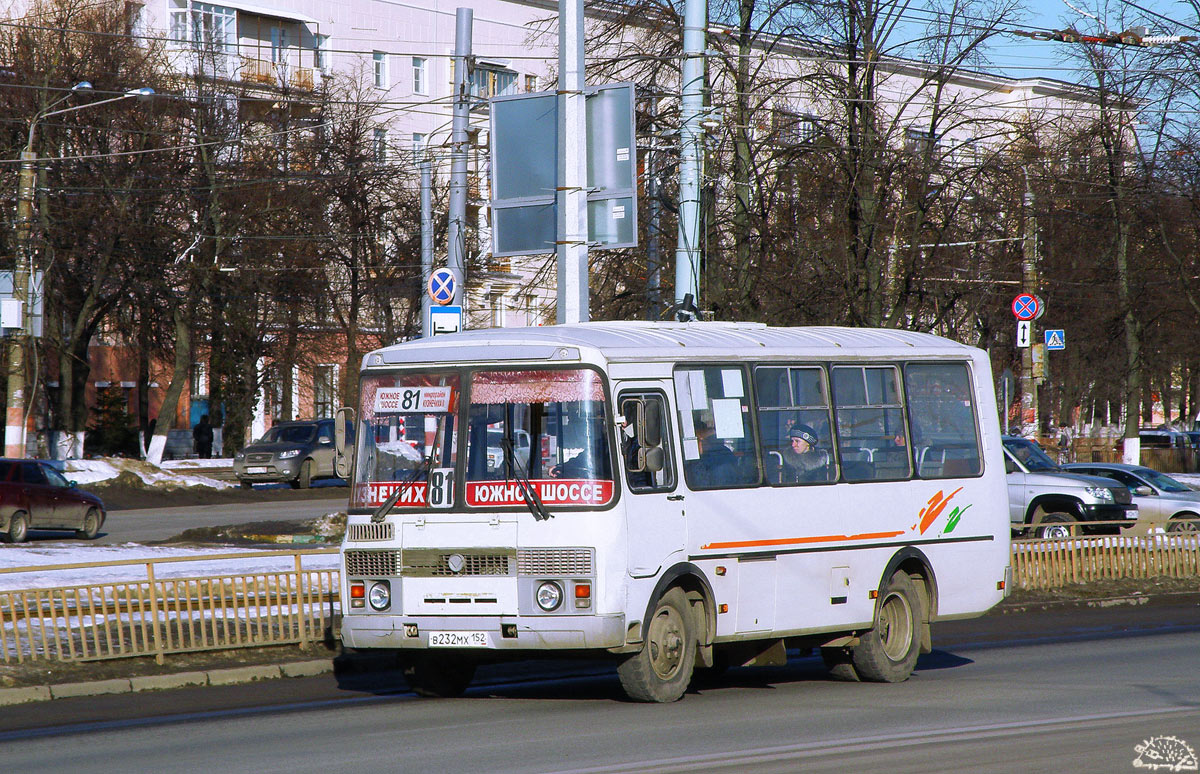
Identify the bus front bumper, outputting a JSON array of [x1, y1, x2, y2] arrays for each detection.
[[341, 613, 627, 651]]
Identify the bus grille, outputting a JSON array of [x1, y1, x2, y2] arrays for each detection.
[[403, 552, 511, 576], [345, 550, 400, 577], [346, 522, 395, 542], [517, 548, 593, 576]]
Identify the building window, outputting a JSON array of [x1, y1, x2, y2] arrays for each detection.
[[412, 132, 426, 154], [525, 74, 537, 92], [314, 365, 337, 418], [412, 57, 427, 94], [468, 66, 517, 99], [373, 127, 388, 163], [270, 27, 287, 63], [314, 34, 330, 71], [373, 51, 388, 89], [169, 0, 236, 52], [190, 362, 208, 398], [905, 128, 938, 156]]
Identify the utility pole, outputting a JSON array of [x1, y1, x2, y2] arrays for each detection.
[[674, 0, 705, 318], [1020, 171, 1039, 437], [556, 0, 589, 324], [420, 158, 433, 338], [447, 8, 472, 312], [646, 96, 661, 321], [4, 148, 36, 457]]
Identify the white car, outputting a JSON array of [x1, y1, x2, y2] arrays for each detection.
[[1062, 462, 1200, 534]]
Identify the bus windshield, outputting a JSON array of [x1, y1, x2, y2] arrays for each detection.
[[351, 367, 614, 510], [352, 373, 459, 508], [464, 368, 614, 508]]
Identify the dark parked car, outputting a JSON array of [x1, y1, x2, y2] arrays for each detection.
[[233, 419, 351, 489], [0, 459, 106, 543]]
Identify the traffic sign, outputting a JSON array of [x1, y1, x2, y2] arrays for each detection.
[[428, 268, 457, 306], [1011, 294, 1043, 321], [1045, 329, 1065, 350], [1017, 320, 1031, 348], [430, 305, 462, 336]]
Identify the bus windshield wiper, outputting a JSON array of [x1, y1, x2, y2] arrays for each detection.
[[502, 436, 552, 521]]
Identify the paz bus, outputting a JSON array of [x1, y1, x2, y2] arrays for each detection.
[[333, 322, 1011, 702]]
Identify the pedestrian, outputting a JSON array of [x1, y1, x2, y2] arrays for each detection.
[[193, 414, 214, 459], [1056, 422, 1073, 465]]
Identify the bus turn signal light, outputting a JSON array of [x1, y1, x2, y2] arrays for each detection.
[[350, 582, 366, 608]]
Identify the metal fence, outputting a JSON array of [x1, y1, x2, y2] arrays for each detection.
[[0, 549, 338, 664], [0, 537, 1197, 664]]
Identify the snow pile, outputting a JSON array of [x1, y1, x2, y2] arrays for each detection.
[[0, 543, 337, 592], [62, 458, 234, 490]]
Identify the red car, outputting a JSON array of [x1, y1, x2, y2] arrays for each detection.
[[0, 459, 106, 543]]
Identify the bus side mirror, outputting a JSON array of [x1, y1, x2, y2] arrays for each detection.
[[643, 446, 665, 473], [334, 406, 355, 479]]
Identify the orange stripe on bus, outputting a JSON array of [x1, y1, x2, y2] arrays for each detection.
[[700, 531, 906, 551]]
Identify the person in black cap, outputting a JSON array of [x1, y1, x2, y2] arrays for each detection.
[[781, 423, 826, 482]]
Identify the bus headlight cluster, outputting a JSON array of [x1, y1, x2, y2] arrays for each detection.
[[368, 581, 391, 610], [535, 581, 562, 611]]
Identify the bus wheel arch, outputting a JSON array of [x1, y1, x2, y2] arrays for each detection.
[[638, 563, 715, 666]]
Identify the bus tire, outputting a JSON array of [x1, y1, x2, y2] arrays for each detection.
[[821, 647, 861, 682], [618, 588, 696, 702], [402, 653, 475, 698], [852, 571, 922, 683]]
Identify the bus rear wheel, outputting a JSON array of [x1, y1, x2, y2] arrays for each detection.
[[402, 653, 476, 698], [618, 588, 696, 702], [851, 571, 923, 683]]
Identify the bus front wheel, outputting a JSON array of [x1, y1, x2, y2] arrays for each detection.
[[618, 588, 697, 702], [852, 571, 923, 683]]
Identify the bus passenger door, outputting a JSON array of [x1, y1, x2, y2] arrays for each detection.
[[618, 387, 685, 577]]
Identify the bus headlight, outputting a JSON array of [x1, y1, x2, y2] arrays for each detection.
[[368, 581, 391, 610], [535, 581, 562, 612]]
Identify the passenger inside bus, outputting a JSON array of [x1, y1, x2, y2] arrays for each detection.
[[694, 420, 739, 486], [779, 423, 831, 483]]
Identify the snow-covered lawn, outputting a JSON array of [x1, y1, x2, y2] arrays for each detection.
[[61, 457, 235, 489]]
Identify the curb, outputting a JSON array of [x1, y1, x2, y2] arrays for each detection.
[[0, 659, 334, 707]]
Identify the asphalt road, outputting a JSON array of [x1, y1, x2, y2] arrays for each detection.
[[1, 599, 1196, 773]]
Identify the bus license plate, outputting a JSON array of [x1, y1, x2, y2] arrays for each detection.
[[245, 466, 268, 474], [428, 631, 490, 648]]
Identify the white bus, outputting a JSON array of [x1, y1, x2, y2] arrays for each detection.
[[334, 322, 1011, 702]]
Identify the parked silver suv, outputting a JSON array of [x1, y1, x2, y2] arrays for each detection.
[[1002, 436, 1137, 538], [233, 419, 350, 489]]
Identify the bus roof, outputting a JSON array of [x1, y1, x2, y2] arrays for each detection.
[[365, 322, 981, 368]]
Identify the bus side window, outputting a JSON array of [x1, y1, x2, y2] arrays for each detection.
[[832, 365, 910, 482], [904, 362, 982, 479], [619, 393, 675, 493]]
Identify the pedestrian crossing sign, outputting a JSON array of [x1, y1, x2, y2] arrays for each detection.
[[1044, 329, 1065, 350]]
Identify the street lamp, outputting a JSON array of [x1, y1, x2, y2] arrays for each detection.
[[4, 84, 156, 458]]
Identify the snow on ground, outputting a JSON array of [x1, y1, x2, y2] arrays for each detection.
[[61, 457, 234, 490], [1170, 473, 1200, 490], [0, 543, 337, 592]]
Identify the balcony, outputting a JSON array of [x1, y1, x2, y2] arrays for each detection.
[[241, 57, 275, 85], [290, 67, 314, 90], [239, 59, 315, 91]]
